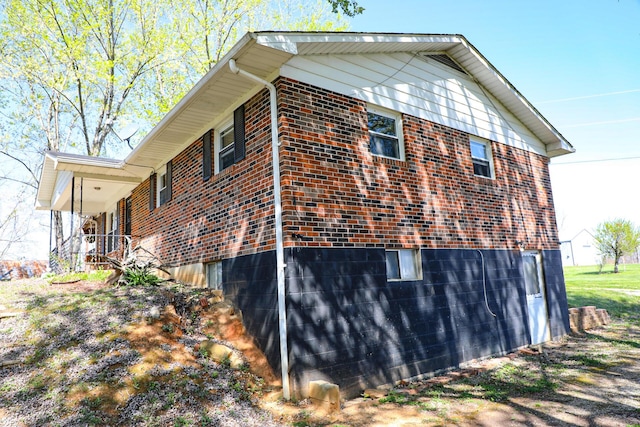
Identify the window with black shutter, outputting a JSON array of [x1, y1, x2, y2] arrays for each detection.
[[156, 161, 172, 207], [216, 104, 246, 173]]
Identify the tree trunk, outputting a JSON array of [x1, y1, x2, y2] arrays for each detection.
[[52, 211, 66, 271], [614, 259, 620, 273]]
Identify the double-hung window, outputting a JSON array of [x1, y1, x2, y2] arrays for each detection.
[[218, 125, 236, 172], [214, 104, 246, 174], [107, 208, 119, 252], [150, 161, 172, 210], [386, 249, 422, 281], [470, 139, 494, 178], [367, 107, 404, 160], [157, 162, 172, 206]]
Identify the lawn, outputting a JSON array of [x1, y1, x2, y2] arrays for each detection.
[[563, 263, 640, 323]]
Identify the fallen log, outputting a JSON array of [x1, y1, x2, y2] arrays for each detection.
[[0, 312, 21, 319], [0, 359, 23, 368]]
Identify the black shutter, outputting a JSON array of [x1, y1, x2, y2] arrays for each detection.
[[114, 200, 121, 250], [234, 105, 245, 163], [125, 197, 132, 236], [160, 160, 172, 205], [166, 160, 172, 203], [203, 130, 212, 181], [149, 173, 156, 211]]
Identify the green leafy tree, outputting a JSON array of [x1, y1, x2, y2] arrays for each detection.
[[0, 0, 352, 263], [593, 219, 640, 273], [327, 0, 363, 16]]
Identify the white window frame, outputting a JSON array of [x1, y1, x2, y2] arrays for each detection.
[[470, 138, 495, 179], [385, 249, 422, 281], [367, 105, 405, 161], [215, 119, 235, 173], [107, 205, 119, 252], [206, 261, 223, 290], [156, 164, 167, 208]]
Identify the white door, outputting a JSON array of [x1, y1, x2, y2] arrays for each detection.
[[522, 251, 551, 345]]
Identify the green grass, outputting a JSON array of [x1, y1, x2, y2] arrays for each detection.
[[564, 264, 640, 323], [46, 270, 112, 284]]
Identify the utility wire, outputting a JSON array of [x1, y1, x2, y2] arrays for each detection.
[[551, 155, 640, 165]]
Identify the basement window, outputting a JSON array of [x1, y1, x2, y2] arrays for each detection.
[[207, 262, 222, 290], [386, 249, 422, 281], [470, 138, 494, 178], [367, 106, 404, 160]]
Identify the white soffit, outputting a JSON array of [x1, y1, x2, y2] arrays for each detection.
[[125, 31, 572, 171]]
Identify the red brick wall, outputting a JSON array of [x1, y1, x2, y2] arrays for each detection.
[[277, 77, 559, 250], [124, 76, 559, 268], [129, 89, 277, 266]]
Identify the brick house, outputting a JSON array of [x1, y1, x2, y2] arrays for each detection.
[[36, 32, 574, 398]]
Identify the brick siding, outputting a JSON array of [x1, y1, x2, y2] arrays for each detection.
[[128, 89, 276, 266], [117, 75, 559, 269], [278, 77, 559, 251]]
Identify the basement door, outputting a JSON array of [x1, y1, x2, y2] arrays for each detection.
[[522, 251, 551, 345]]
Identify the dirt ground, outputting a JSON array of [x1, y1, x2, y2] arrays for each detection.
[[262, 321, 640, 426], [2, 279, 639, 426]]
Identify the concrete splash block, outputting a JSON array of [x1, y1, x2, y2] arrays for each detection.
[[569, 306, 610, 332], [308, 380, 340, 414]]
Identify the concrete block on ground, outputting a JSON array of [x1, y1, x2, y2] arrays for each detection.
[[309, 380, 340, 414], [197, 340, 244, 369], [363, 388, 387, 399], [569, 306, 610, 332]]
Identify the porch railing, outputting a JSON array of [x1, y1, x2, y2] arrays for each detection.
[[50, 232, 131, 273]]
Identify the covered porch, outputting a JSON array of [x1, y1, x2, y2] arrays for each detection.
[[35, 151, 148, 272]]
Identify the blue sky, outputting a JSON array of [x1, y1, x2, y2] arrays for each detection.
[[351, 0, 640, 240]]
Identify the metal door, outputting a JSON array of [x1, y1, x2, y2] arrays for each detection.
[[522, 251, 551, 345]]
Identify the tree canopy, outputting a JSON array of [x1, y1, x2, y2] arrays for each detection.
[[0, 0, 355, 259], [593, 218, 640, 273]]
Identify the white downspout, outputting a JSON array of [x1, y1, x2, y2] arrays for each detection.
[[228, 59, 290, 400]]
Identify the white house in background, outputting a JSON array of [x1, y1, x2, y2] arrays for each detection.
[[560, 229, 599, 267]]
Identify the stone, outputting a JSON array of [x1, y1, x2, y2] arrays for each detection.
[[309, 380, 340, 414], [363, 388, 387, 399], [198, 340, 244, 369], [148, 306, 161, 319], [164, 305, 182, 324]]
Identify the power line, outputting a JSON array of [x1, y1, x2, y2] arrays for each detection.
[[563, 117, 640, 129], [536, 89, 640, 105], [551, 155, 640, 165]]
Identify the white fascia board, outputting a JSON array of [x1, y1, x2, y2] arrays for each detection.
[[52, 152, 124, 169], [452, 37, 574, 156], [255, 32, 462, 45], [124, 32, 259, 170]]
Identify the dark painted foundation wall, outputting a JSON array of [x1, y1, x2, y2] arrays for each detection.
[[223, 247, 569, 398]]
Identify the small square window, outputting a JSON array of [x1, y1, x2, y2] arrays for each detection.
[[207, 262, 222, 290], [385, 249, 421, 281], [367, 107, 403, 160], [470, 139, 494, 178]]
